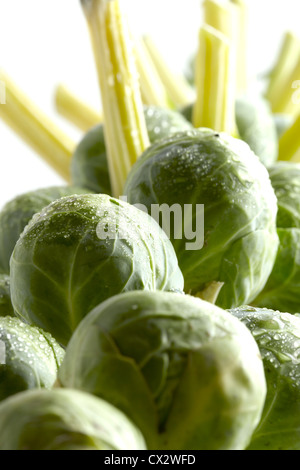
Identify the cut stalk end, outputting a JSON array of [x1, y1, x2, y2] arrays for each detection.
[[230, 0, 248, 94], [193, 24, 236, 135], [81, 0, 150, 198], [195, 281, 224, 305]]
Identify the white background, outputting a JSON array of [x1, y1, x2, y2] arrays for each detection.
[[0, 0, 300, 209]]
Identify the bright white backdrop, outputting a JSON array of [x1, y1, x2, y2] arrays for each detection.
[[0, 0, 300, 208]]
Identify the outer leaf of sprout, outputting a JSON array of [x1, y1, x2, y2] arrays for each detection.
[[0, 316, 65, 402], [235, 94, 278, 167], [80, 0, 150, 198], [55, 84, 103, 132], [230, 306, 300, 450], [143, 35, 196, 109], [10, 194, 184, 347], [124, 129, 279, 309], [0, 274, 14, 317], [0, 185, 92, 274], [0, 388, 146, 450], [253, 161, 300, 313], [58, 290, 267, 450], [0, 71, 74, 182], [71, 105, 193, 194]]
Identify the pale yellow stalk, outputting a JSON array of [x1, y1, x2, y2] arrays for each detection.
[[192, 24, 236, 135], [230, 0, 248, 94], [0, 71, 74, 181], [143, 35, 196, 109], [55, 84, 103, 132], [134, 38, 171, 109], [80, 0, 150, 198], [278, 112, 300, 162], [266, 31, 300, 114], [271, 57, 300, 117], [204, 0, 238, 39]]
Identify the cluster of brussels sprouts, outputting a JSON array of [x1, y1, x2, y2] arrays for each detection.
[[2, 0, 300, 453], [0, 97, 300, 451]]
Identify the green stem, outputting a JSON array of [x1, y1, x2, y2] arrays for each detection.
[[0, 71, 74, 182], [80, 0, 150, 198], [195, 281, 224, 305]]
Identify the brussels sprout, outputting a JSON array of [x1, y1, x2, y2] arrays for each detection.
[[229, 305, 300, 450], [0, 185, 92, 273], [0, 316, 64, 402], [10, 194, 184, 346], [144, 105, 194, 142], [71, 105, 194, 194], [0, 273, 14, 317], [124, 128, 279, 309], [0, 388, 146, 450], [254, 161, 300, 313], [179, 102, 193, 123], [58, 290, 267, 450], [71, 125, 110, 195], [273, 113, 294, 139], [235, 95, 278, 167]]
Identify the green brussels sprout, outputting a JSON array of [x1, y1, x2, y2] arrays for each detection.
[[273, 113, 293, 139], [58, 290, 267, 450], [0, 273, 14, 317], [144, 104, 194, 142], [229, 305, 300, 450], [124, 128, 279, 309], [179, 102, 193, 123], [71, 105, 194, 194], [0, 316, 64, 402], [0, 388, 146, 450], [71, 125, 110, 195], [180, 96, 279, 168], [0, 185, 92, 273], [235, 94, 278, 167], [184, 54, 196, 87], [254, 161, 300, 313], [10, 194, 184, 346]]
